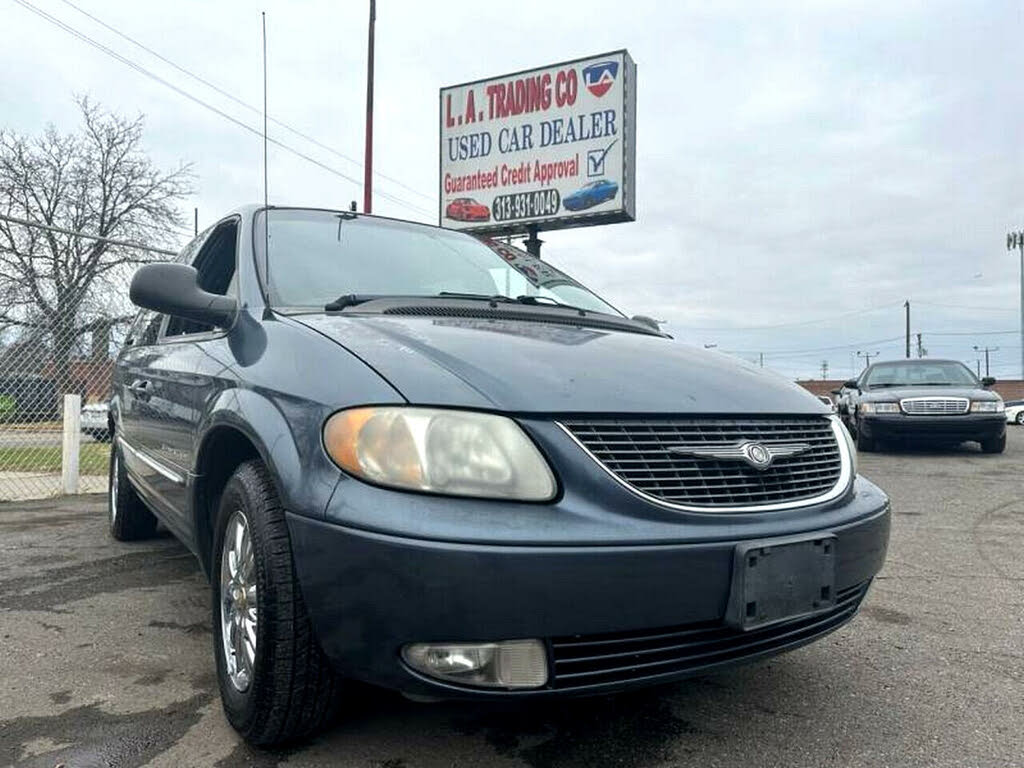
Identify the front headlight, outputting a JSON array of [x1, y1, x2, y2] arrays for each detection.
[[971, 400, 1005, 413], [860, 401, 900, 414], [323, 407, 556, 501]]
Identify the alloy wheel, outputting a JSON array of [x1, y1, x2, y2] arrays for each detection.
[[220, 510, 258, 692]]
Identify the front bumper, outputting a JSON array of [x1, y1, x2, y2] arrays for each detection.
[[860, 413, 1005, 443], [287, 484, 890, 699]]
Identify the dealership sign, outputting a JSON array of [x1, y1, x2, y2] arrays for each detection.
[[439, 50, 636, 235]]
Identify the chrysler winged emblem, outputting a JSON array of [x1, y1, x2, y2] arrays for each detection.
[[666, 441, 810, 471]]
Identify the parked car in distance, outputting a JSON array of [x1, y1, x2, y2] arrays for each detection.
[[835, 359, 1005, 452], [112, 205, 890, 746], [1004, 399, 1024, 425], [80, 401, 110, 441], [562, 178, 619, 211], [444, 197, 490, 222]]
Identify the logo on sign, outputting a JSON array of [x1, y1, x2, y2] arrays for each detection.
[[581, 61, 619, 98]]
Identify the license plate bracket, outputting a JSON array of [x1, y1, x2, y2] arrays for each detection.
[[725, 534, 837, 631]]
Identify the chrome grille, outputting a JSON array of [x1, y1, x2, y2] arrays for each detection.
[[549, 581, 869, 689], [561, 417, 844, 510], [899, 397, 969, 415]]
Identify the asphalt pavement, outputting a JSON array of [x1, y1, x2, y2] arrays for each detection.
[[1, 430, 1022, 767]]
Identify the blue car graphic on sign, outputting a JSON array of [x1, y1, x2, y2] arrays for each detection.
[[562, 178, 619, 211]]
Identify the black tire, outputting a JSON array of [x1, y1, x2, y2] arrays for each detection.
[[1016, 412, 1024, 426], [108, 439, 159, 541], [855, 422, 875, 452], [211, 460, 340, 746], [981, 433, 1006, 454]]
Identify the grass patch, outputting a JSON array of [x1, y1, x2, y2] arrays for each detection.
[[0, 442, 110, 474]]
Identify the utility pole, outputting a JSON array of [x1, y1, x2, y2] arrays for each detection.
[[857, 350, 879, 370], [916, 333, 925, 358], [1007, 230, 1024, 379], [193, 207, 198, 236], [973, 345, 998, 377], [363, 0, 376, 214], [974, 358, 981, 377], [904, 300, 910, 358], [758, 352, 764, 369], [820, 360, 829, 380]]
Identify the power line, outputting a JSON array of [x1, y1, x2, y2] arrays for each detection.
[[54, 0, 435, 206], [915, 300, 1017, 313], [920, 329, 1018, 337], [673, 302, 902, 332], [724, 335, 905, 357], [11, 0, 434, 218], [0, 212, 178, 255]]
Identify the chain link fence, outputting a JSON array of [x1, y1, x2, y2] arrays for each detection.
[[0, 269, 136, 501]]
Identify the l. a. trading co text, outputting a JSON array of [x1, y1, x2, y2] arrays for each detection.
[[442, 65, 618, 196]]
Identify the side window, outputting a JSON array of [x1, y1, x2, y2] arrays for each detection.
[[126, 309, 164, 348], [164, 220, 238, 338]]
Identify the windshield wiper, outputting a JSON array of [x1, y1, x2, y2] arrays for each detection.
[[439, 291, 589, 316], [324, 293, 382, 311], [437, 291, 517, 306], [514, 295, 587, 315]]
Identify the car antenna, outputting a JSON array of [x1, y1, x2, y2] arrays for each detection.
[[261, 11, 271, 295]]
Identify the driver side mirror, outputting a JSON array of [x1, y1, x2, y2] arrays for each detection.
[[982, 376, 996, 387], [130, 263, 237, 328], [843, 378, 859, 390]]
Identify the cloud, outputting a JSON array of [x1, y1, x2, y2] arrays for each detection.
[[2, 0, 1022, 378]]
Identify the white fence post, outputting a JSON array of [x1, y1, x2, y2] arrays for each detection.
[[61, 394, 81, 495]]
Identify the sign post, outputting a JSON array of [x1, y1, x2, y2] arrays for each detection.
[[439, 50, 637, 245]]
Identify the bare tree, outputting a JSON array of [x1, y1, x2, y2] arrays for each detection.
[[0, 96, 193, 403]]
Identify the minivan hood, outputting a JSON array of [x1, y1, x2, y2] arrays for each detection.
[[291, 313, 824, 415]]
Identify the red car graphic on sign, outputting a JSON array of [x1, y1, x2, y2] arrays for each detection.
[[445, 198, 490, 222]]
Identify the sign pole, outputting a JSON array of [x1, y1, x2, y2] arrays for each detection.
[[524, 224, 543, 258]]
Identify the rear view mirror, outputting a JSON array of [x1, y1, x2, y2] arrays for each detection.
[[982, 376, 996, 387], [130, 263, 237, 328], [843, 379, 859, 389]]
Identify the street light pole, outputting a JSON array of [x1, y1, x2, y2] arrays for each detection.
[[1008, 230, 1024, 380]]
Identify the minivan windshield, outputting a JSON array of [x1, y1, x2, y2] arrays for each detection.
[[260, 209, 621, 315], [864, 361, 979, 388]]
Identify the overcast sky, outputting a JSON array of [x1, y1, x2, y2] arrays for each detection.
[[2, 0, 1023, 379]]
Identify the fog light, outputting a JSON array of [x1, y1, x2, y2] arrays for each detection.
[[402, 639, 547, 689]]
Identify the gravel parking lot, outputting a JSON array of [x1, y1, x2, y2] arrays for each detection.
[[1, 431, 1022, 768]]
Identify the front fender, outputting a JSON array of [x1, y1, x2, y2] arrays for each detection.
[[195, 387, 340, 520]]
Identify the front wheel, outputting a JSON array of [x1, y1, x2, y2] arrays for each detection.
[[855, 421, 875, 452], [981, 433, 1006, 454], [212, 460, 340, 746], [1015, 412, 1024, 426]]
